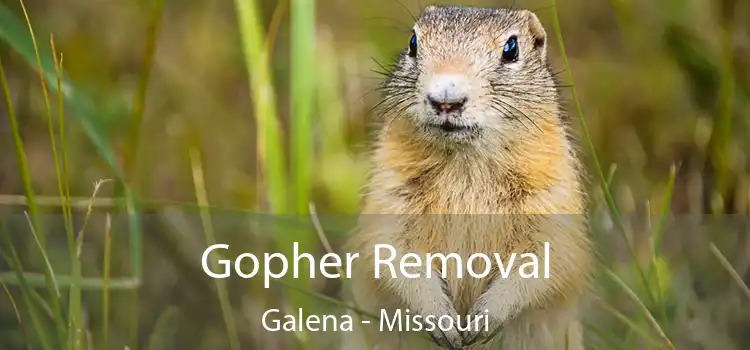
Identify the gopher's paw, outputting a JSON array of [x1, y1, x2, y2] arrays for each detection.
[[418, 276, 462, 349], [461, 295, 505, 346], [423, 307, 462, 349], [427, 324, 463, 350]]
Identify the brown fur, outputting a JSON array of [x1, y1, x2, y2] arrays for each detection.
[[343, 5, 593, 350]]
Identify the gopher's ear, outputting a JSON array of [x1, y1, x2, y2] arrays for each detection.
[[523, 11, 548, 59]]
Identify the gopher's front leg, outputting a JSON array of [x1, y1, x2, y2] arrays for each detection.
[[461, 273, 530, 346], [387, 264, 463, 349]]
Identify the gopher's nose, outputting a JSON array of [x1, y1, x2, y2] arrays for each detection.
[[426, 74, 469, 114], [427, 95, 467, 114]]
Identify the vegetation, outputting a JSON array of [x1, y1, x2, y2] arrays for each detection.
[[0, 0, 749, 349]]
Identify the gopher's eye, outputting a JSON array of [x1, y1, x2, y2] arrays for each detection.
[[502, 35, 519, 62], [408, 33, 417, 58]]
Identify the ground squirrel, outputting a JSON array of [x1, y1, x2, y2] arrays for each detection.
[[343, 5, 592, 350]]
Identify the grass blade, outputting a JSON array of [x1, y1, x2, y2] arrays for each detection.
[[706, 7, 735, 203], [287, 0, 318, 335], [290, 0, 315, 214], [0, 271, 30, 350], [265, 0, 287, 52], [122, 0, 164, 178], [584, 320, 628, 350], [69, 179, 110, 350], [233, 0, 287, 213], [309, 203, 373, 349], [22, 211, 66, 345], [0, 47, 41, 253], [50, 32, 76, 297], [188, 147, 240, 350], [145, 307, 179, 350], [652, 164, 678, 254], [648, 164, 678, 326], [709, 242, 750, 300], [119, 1, 165, 345], [592, 297, 665, 349], [605, 269, 675, 349], [17, 0, 56, 247], [102, 214, 112, 349]]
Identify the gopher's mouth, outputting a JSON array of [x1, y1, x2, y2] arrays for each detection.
[[439, 121, 468, 132], [429, 120, 475, 133]]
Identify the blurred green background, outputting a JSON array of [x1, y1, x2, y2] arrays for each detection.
[[0, 0, 749, 349]]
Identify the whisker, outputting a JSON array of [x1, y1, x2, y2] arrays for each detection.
[[492, 99, 542, 132], [491, 82, 572, 89], [386, 101, 417, 133], [369, 65, 418, 84], [373, 93, 415, 115], [551, 69, 566, 77], [392, 0, 418, 22], [362, 16, 413, 32], [487, 103, 529, 131], [489, 90, 549, 104], [371, 57, 398, 73], [488, 102, 530, 131]]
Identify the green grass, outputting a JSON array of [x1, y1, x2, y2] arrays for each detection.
[[1, 0, 148, 348], [550, 1, 676, 347], [2, 0, 326, 347], [233, 1, 318, 345], [0, 11, 57, 347]]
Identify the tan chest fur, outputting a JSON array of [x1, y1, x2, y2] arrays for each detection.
[[355, 121, 585, 313]]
